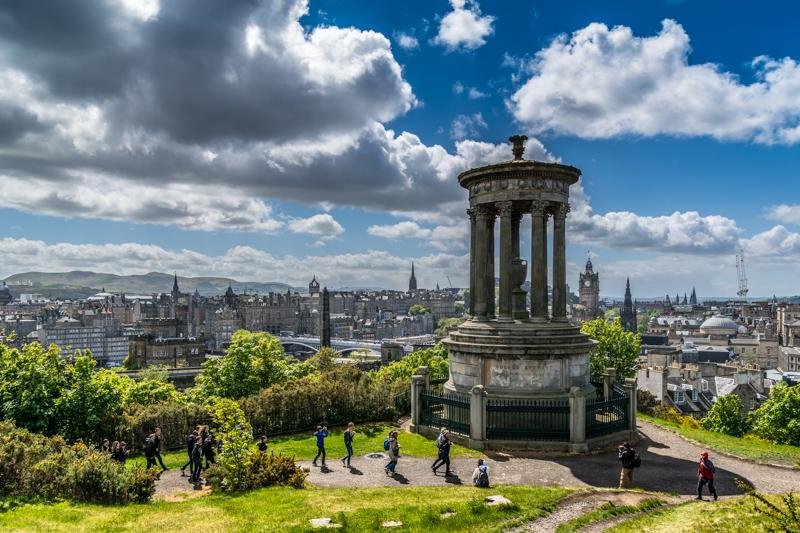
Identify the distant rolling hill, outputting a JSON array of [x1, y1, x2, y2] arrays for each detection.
[[3, 271, 299, 298]]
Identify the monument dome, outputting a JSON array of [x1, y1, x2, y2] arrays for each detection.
[[699, 316, 738, 335]]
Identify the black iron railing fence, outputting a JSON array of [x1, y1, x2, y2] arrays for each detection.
[[486, 397, 570, 441], [585, 390, 629, 439], [419, 385, 470, 436]]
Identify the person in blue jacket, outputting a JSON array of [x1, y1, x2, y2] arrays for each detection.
[[313, 425, 329, 467]]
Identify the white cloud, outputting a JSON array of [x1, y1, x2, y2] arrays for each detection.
[[433, 0, 495, 52], [287, 213, 344, 236], [450, 112, 487, 140], [394, 31, 419, 50], [0, 238, 468, 290], [743, 225, 800, 259], [511, 19, 800, 144], [368, 221, 431, 240], [453, 81, 465, 94], [765, 204, 800, 226], [468, 87, 488, 99]]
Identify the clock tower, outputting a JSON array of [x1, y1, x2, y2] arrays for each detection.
[[578, 256, 600, 318]]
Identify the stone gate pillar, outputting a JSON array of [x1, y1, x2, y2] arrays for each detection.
[[410, 373, 425, 432], [569, 386, 587, 452], [624, 377, 637, 432], [469, 385, 486, 450]]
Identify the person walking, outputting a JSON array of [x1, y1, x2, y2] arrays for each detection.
[[189, 435, 203, 485], [257, 435, 269, 452], [181, 430, 197, 476], [431, 428, 453, 476], [118, 441, 129, 464], [101, 438, 111, 455], [618, 442, 638, 488], [111, 441, 127, 463], [385, 430, 400, 476], [202, 431, 216, 469], [144, 432, 157, 470], [313, 425, 329, 467], [341, 422, 355, 468], [153, 427, 168, 471], [472, 459, 490, 487], [697, 451, 718, 501]]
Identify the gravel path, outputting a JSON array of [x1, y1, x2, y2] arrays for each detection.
[[153, 469, 211, 502], [300, 420, 800, 495]]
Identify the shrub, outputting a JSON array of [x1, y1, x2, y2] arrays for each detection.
[[751, 382, 800, 446], [121, 400, 209, 452], [206, 398, 254, 492], [375, 343, 450, 383], [636, 389, 658, 415], [0, 421, 157, 504], [653, 406, 700, 429], [701, 394, 748, 437], [250, 452, 307, 489]]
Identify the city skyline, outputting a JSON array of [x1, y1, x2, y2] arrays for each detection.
[[2, 1, 800, 296]]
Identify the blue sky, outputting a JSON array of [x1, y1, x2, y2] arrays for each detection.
[[1, 0, 799, 297]]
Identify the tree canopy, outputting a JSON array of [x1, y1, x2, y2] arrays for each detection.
[[751, 382, 800, 446], [581, 318, 641, 382], [701, 394, 747, 437], [409, 304, 431, 316]]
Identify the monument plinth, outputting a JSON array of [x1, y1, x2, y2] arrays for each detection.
[[443, 135, 596, 400]]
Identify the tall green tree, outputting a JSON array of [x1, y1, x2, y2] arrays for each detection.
[[751, 382, 800, 446], [581, 318, 641, 382], [196, 330, 288, 399], [206, 397, 254, 492], [376, 343, 449, 383], [0, 341, 68, 434], [701, 394, 748, 437], [408, 304, 431, 316]]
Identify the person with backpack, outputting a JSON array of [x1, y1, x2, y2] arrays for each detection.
[[153, 427, 168, 471], [181, 430, 198, 476], [313, 425, 329, 467], [697, 451, 718, 501], [189, 435, 203, 485], [384, 430, 400, 476], [144, 432, 157, 469], [341, 422, 355, 468], [472, 459, 490, 487], [617, 442, 639, 488], [431, 428, 453, 476], [202, 431, 216, 469]]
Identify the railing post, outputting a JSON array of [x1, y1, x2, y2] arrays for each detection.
[[603, 367, 616, 399], [624, 377, 637, 432], [410, 373, 426, 433], [469, 385, 486, 450], [416, 366, 430, 388], [569, 386, 587, 452]]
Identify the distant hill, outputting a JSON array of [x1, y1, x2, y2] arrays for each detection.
[[3, 271, 300, 298]]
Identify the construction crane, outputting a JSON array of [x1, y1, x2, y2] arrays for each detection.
[[446, 275, 454, 289], [736, 248, 749, 299]]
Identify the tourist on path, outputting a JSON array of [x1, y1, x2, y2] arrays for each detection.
[[617, 442, 637, 488], [181, 430, 198, 476], [385, 430, 400, 476], [313, 425, 329, 467], [189, 435, 203, 485], [341, 422, 355, 467], [432, 428, 453, 476], [697, 451, 718, 501], [257, 435, 269, 453], [144, 432, 157, 470], [472, 459, 490, 487], [153, 427, 168, 471], [202, 431, 216, 469]]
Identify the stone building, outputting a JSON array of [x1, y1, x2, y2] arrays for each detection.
[[574, 256, 600, 322]]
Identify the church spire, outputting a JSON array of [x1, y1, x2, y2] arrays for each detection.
[[172, 272, 179, 296], [408, 261, 418, 291]]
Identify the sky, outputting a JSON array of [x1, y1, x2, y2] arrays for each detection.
[[1, 0, 800, 297]]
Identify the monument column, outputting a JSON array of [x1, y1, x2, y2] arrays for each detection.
[[512, 211, 522, 260], [473, 205, 489, 320], [552, 203, 569, 321], [484, 207, 496, 319], [497, 201, 514, 321], [531, 199, 548, 321], [467, 208, 477, 317]]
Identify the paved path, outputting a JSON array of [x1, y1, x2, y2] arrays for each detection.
[[300, 420, 800, 495]]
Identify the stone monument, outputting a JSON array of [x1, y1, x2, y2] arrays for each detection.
[[443, 135, 596, 400]]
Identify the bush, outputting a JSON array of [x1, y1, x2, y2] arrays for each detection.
[[375, 343, 450, 383], [0, 421, 157, 504], [636, 389, 658, 415], [653, 406, 700, 429], [121, 401, 209, 452], [701, 394, 748, 437], [250, 452, 307, 489], [751, 382, 800, 446]]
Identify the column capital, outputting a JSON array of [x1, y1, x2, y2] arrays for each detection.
[[553, 202, 571, 219], [531, 198, 547, 216], [466, 207, 476, 220], [475, 204, 496, 220], [497, 200, 513, 217]]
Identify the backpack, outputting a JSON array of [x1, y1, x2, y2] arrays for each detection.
[[475, 466, 489, 488], [705, 458, 716, 474], [383, 438, 391, 451], [631, 453, 642, 468], [435, 433, 445, 449], [144, 436, 156, 456]]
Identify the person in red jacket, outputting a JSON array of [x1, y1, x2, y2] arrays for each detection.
[[697, 451, 718, 501]]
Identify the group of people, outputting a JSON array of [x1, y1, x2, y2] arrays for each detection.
[[101, 438, 130, 464], [618, 442, 718, 501], [180, 425, 218, 485], [311, 424, 490, 487]]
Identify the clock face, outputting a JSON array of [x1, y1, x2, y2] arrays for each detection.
[[584, 280, 592, 287]]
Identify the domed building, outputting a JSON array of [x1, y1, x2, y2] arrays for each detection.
[[699, 316, 739, 339], [0, 282, 13, 306]]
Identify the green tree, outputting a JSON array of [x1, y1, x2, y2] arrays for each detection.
[[307, 347, 337, 371], [581, 318, 641, 382], [206, 397, 254, 492], [125, 379, 181, 408], [57, 353, 131, 441], [375, 343, 449, 383], [701, 394, 748, 437], [0, 341, 68, 434], [637, 310, 659, 334], [408, 304, 430, 316], [196, 330, 289, 399], [751, 382, 800, 446], [434, 317, 465, 337]]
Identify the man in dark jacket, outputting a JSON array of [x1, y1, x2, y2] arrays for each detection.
[[181, 430, 197, 476], [190, 436, 203, 484], [697, 451, 718, 501], [431, 428, 453, 476], [618, 442, 636, 488], [144, 432, 157, 470], [313, 425, 328, 467], [153, 427, 168, 472]]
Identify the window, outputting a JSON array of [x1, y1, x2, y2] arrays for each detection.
[[674, 390, 685, 403], [701, 380, 709, 392], [692, 389, 698, 401]]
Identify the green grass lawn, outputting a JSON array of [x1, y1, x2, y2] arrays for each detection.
[[151, 423, 481, 470], [0, 485, 572, 532], [639, 414, 800, 468], [606, 494, 790, 532]]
